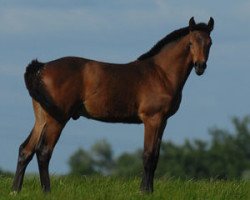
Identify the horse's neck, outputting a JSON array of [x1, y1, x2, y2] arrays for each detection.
[[153, 36, 193, 91]]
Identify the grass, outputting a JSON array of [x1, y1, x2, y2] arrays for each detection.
[[0, 175, 249, 200]]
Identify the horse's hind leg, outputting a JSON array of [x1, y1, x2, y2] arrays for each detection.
[[12, 101, 47, 192], [12, 130, 34, 192], [36, 115, 64, 192]]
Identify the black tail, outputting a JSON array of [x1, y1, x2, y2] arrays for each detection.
[[24, 60, 44, 97], [24, 60, 45, 102], [24, 60, 65, 123]]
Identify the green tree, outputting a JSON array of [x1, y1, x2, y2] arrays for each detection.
[[157, 140, 210, 179], [113, 150, 142, 177], [68, 139, 114, 175], [68, 148, 95, 175], [91, 139, 114, 175], [208, 116, 250, 179]]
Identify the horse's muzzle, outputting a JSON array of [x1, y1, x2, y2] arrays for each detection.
[[194, 61, 207, 76]]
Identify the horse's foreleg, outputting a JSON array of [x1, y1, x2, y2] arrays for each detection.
[[140, 114, 166, 193], [36, 118, 64, 193]]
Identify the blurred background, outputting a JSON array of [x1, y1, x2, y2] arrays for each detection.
[[0, 1, 250, 178]]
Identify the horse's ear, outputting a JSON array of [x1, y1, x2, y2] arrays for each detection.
[[189, 17, 196, 31], [208, 17, 214, 32]]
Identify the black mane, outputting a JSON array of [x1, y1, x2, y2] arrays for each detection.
[[137, 23, 210, 61]]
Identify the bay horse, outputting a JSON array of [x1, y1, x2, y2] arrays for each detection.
[[12, 17, 214, 193]]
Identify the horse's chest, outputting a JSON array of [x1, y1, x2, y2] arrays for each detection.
[[168, 94, 182, 116], [140, 92, 182, 118]]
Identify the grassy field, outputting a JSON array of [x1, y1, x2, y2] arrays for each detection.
[[0, 175, 249, 200]]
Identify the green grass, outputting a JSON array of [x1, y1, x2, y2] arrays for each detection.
[[0, 175, 249, 200]]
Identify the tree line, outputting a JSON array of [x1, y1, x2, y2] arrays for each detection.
[[68, 116, 250, 180]]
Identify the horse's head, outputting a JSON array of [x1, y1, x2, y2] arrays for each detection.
[[188, 17, 214, 76]]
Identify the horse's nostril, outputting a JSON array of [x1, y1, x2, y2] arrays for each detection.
[[194, 61, 206, 68]]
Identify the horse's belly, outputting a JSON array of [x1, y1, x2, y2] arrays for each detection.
[[82, 98, 141, 123]]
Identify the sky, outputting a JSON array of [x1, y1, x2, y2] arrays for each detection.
[[0, 1, 250, 173]]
